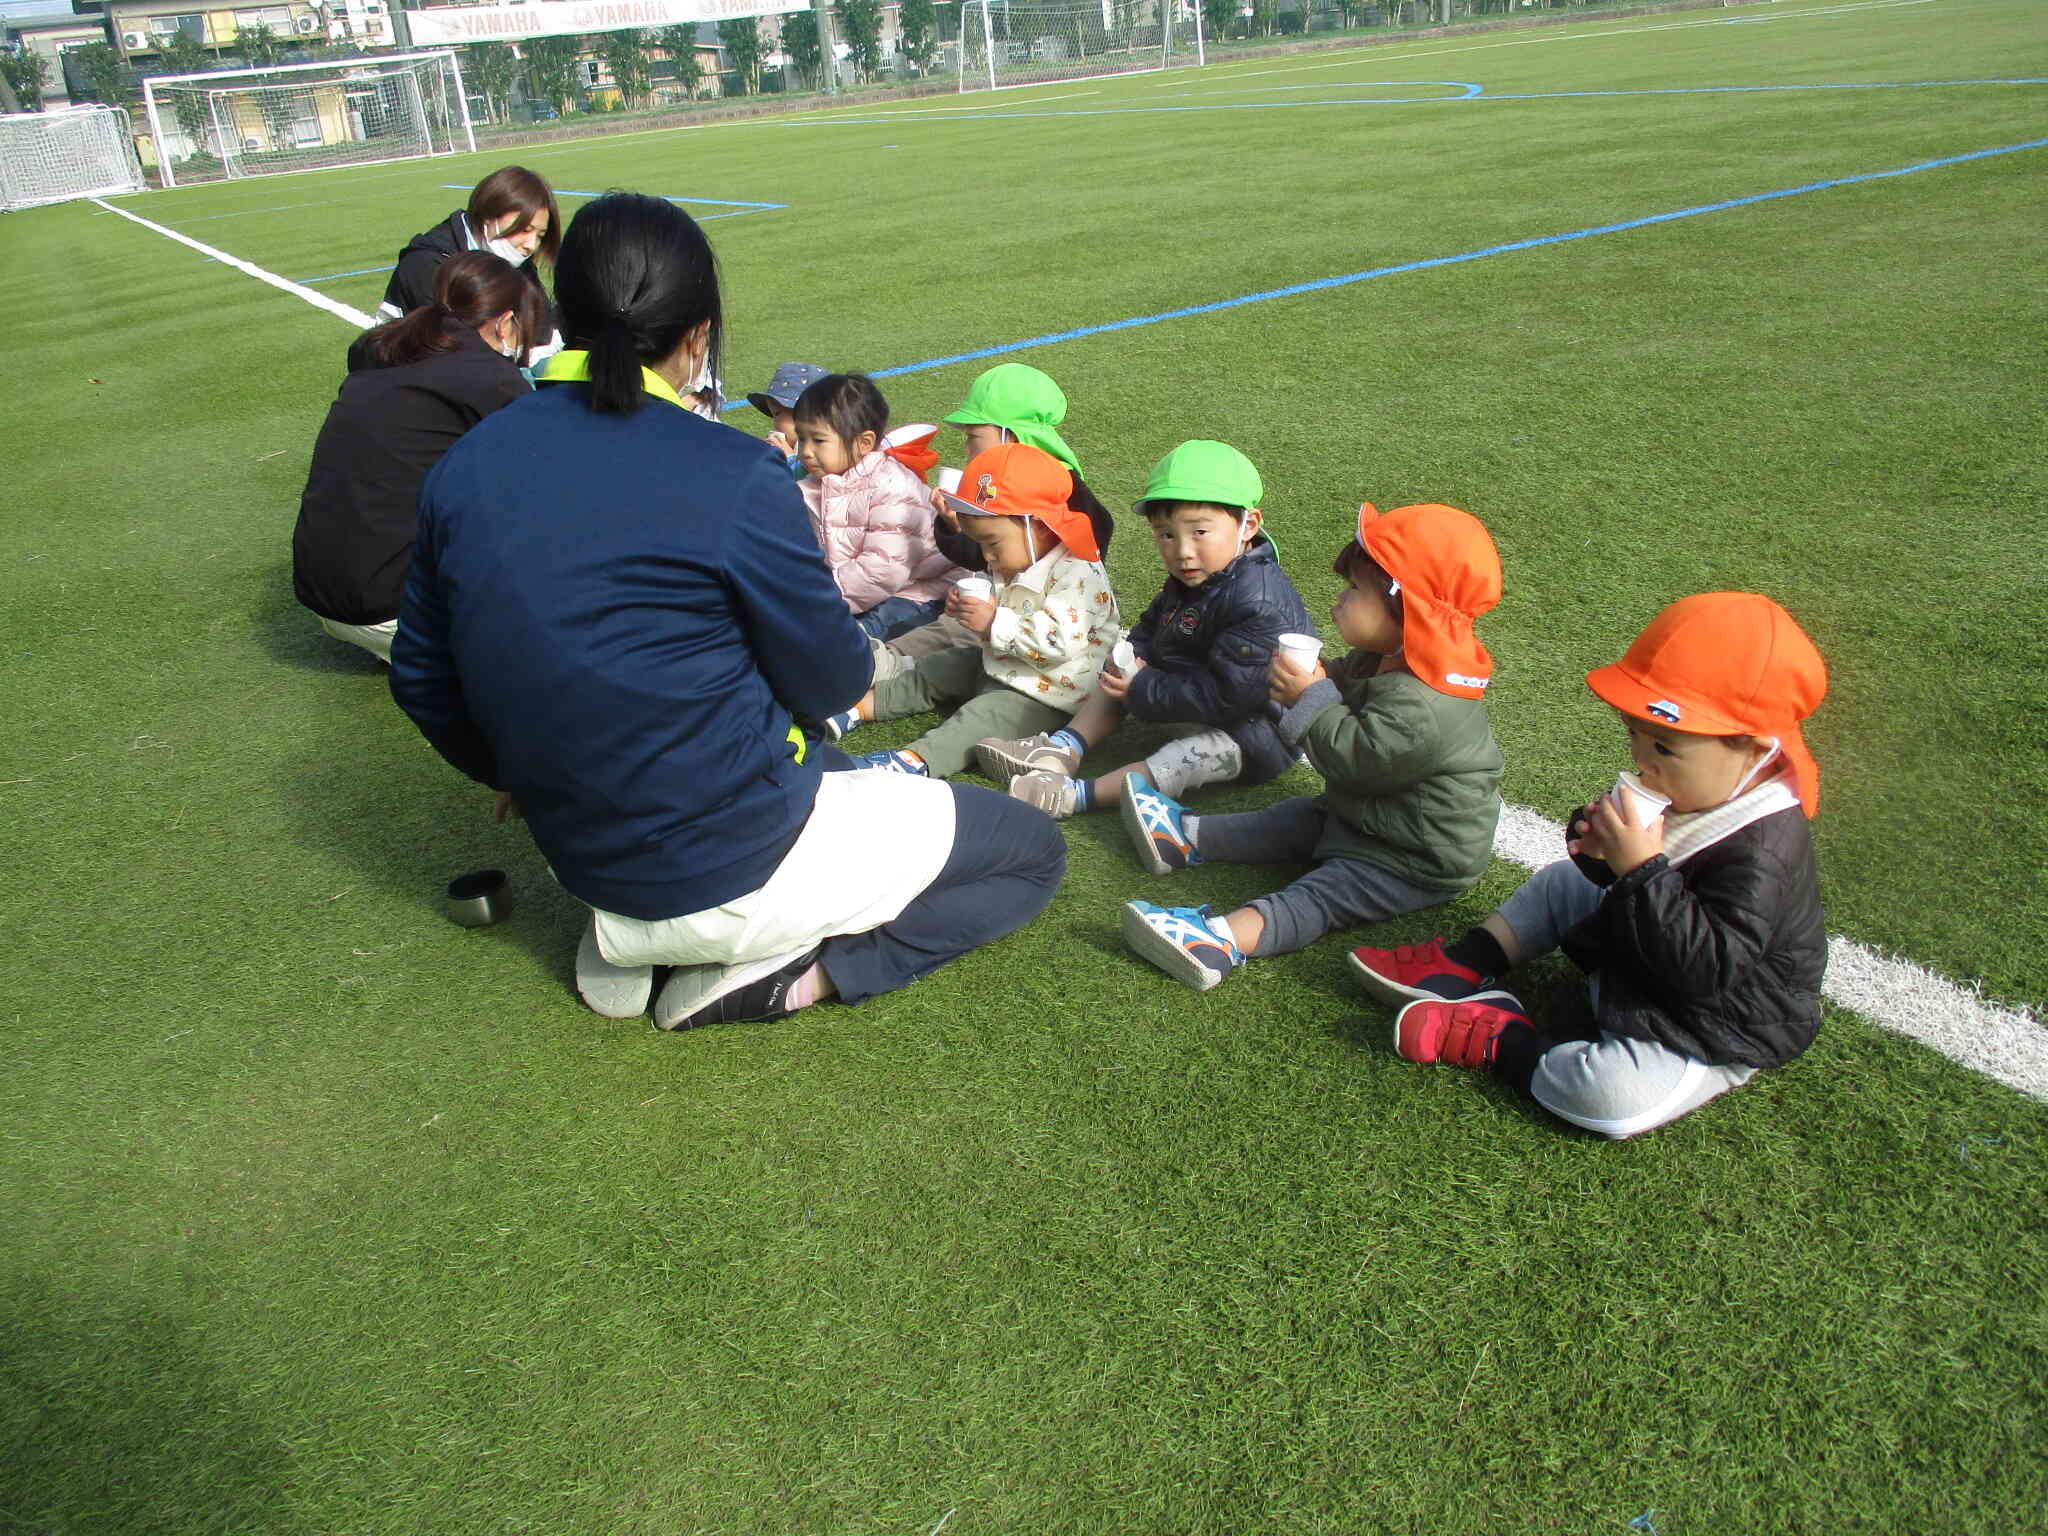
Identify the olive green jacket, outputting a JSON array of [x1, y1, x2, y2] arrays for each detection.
[[1277, 655, 1503, 894]]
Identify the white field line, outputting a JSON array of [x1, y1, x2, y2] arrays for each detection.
[[1491, 804, 2048, 1101], [90, 197, 374, 328]]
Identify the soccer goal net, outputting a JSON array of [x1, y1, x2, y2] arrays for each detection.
[[0, 103, 146, 211], [959, 0, 1204, 91], [142, 50, 473, 190]]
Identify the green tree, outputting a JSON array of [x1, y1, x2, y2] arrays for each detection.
[[1, 45, 50, 109], [779, 10, 819, 89], [897, 0, 938, 75], [234, 21, 285, 66], [523, 34, 582, 115], [655, 24, 704, 97], [1200, 0, 1236, 42], [838, 0, 882, 82], [1247, 0, 1277, 35], [462, 41, 518, 122], [154, 31, 214, 75], [598, 28, 650, 107], [70, 41, 129, 105], [716, 16, 761, 94]]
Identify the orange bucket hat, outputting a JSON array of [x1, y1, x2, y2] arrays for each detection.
[[1357, 503, 1501, 700], [1585, 592, 1828, 815], [938, 442, 1100, 561]]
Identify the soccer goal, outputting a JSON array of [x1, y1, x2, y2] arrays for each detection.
[[0, 103, 147, 211], [959, 0, 1204, 92], [142, 50, 473, 190]]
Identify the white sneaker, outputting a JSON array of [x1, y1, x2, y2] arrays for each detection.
[[575, 920, 654, 1018]]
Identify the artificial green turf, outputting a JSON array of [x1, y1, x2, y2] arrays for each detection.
[[3, 1, 2045, 1530]]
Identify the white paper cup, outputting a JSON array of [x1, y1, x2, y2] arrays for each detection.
[[1611, 771, 1671, 828], [935, 467, 963, 494], [955, 575, 993, 602], [1110, 637, 1136, 674], [1276, 632, 1323, 668]]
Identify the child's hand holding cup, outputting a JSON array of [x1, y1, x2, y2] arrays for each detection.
[[950, 573, 996, 636], [1609, 770, 1671, 829], [1269, 632, 1325, 704]]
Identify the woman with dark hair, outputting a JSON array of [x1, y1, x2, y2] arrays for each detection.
[[391, 192, 1067, 1030], [293, 251, 543, 662], [377, 165, 562, 358]]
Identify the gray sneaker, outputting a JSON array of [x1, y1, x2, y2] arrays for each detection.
[[975, 731, 1082, 785], [1009, 769, 1081, 819]]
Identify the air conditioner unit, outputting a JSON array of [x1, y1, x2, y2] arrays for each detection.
[[122, 31, 149, 48], [295, 14, 320, 33]]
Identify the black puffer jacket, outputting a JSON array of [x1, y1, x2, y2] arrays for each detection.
[[1562, 806, 1826, 1069], [1124, 535, 1313, 785]]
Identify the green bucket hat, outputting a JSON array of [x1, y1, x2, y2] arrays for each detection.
[[1136, 440, 1263, 514], [942, 363, 1081, 476]]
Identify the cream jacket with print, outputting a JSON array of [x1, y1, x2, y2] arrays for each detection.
[[983, 545, 1121, 709]]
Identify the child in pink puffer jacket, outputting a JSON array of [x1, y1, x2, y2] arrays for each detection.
[[794, 373, 968, 641]]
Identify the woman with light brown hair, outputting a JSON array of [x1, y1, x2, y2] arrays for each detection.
[[376, 165, 562, 359]]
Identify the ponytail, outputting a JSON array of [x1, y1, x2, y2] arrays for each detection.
[[553, 193, 724, 418], [356, 250, 544, 369], [585, 313, 646, 418]]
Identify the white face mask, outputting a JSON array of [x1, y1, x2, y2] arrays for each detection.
[[483, 236, 530, 268]]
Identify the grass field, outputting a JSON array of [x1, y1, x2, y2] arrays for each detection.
[[4, 1, 2046, 1530]]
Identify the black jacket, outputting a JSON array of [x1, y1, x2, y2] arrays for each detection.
[[1124, 535, 1313, 785], [377, 210, 554, 327], [1562, 806, 1826, 1069], [292, 328, 528, 625]]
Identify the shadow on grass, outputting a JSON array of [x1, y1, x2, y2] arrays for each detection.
[[0, 1279, 281, 1531], [253, 577, 587, 996], [250, 563, 387, 677]]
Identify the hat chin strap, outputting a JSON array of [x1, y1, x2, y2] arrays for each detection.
[[1025, 520, 1037, 565], [1727, 737, 1782, 800]]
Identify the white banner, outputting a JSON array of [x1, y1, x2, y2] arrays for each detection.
[[406, 0, 808, 47]]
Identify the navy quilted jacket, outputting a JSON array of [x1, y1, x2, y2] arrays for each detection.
[[1124, 536, 1313, 784]]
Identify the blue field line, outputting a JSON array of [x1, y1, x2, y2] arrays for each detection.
[[768, 75, 2048, 127], [297, 263, 395, 284], [441, 182, 784, 210], [859, 135, 2048, 382]]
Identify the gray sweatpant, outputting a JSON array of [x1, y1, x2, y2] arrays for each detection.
[[871, 645, 1072, 778], [1189, 797, 1446, 958], [1496, 857, 1757, 1138]]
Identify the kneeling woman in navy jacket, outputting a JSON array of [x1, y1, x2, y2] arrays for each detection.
[[391, 193, 1067, 1028]]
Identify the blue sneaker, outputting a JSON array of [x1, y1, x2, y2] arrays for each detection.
[[1121, 900, 1243, 992], [1121, 771, 1202, 875], [822, 707, 861, 741], [850, 748, 928, 775]]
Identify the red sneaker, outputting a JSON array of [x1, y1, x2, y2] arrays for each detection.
[[1348, 938, 1491, 1007], [1393, 992, 1530, 1068]]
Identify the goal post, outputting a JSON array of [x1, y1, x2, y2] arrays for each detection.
[[0, 104, 147, 211], [142, 50, 474, 190], [959, 0, 1204, 93]]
